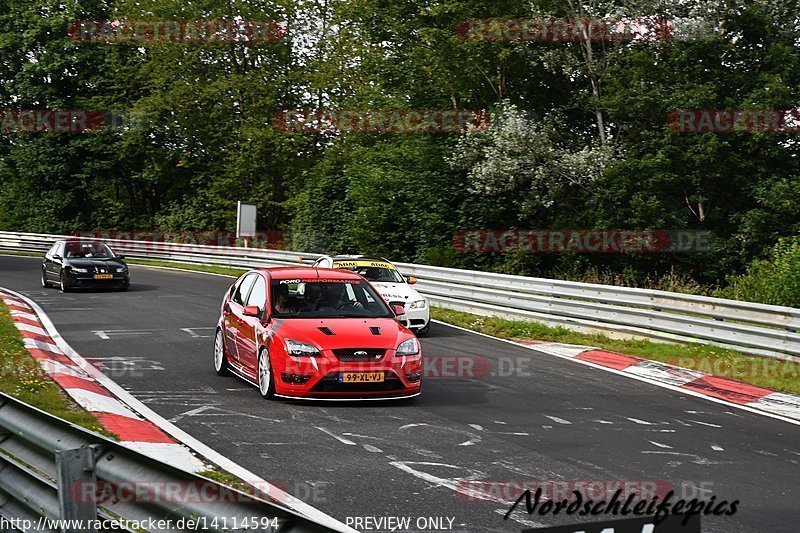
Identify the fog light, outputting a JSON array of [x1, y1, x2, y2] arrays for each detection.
[[281, 373, 311, 384], [405, 372, 421, 383]]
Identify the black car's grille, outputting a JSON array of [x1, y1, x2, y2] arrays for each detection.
[[332, 348, 386, 361]]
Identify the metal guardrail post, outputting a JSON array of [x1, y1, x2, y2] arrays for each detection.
[[55, 446, 99, 533]]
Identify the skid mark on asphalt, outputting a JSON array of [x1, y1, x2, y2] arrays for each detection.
[[316, 426, 357, 445], [640, 451, 726, 465]]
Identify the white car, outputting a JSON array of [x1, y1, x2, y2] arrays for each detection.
[[312, 255, 430, 336]]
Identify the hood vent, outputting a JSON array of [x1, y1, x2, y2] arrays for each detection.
[[369, 326, 381, 336], [318, 326, 335, 336]]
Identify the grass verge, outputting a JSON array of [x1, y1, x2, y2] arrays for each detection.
[[129, 258, 245, 277], [0, 301, 117, 437], [431, 307, 800, 395]]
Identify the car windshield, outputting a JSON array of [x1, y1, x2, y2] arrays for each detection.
[[64, 241, 114, 259], [271, 279, 393, 319], [333, 261, 405, 283]]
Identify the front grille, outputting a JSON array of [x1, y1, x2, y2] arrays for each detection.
[[332, 348, 386, 361], [311, 372, 404, 393]]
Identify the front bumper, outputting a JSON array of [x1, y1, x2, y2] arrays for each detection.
[[274, 349, 422, 399], [404, 305, 430, 330], [65, 272, 130, 288]]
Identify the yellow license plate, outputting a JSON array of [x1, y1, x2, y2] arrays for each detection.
[[341, 372, 384, 383], [94, 274, 113, 279]]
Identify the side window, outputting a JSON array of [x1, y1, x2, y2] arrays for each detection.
[[54, 242, 64, 258], [232, 274, 257, 306], [46, 243, 57, 259], [246, 276, 267, 310]]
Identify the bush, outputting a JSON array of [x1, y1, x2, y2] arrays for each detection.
[[716, 237, 800, 307]]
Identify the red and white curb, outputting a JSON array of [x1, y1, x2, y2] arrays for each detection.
[[1, 287, 357, 533], [1, 290, 205, 471], [435, 320, 800, 425]]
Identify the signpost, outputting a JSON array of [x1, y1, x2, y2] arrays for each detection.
[[236, 201, 257, 247]]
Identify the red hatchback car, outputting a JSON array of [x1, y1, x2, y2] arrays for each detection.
[[214, 267, 422, 400]]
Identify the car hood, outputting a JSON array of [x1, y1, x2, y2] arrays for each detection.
[[272, 317, 409, 350], [64, 258, 126, 270], [370, 282, 424, 304]]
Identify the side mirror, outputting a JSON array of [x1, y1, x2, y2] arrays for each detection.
[[243, 305, 261, 317], [53, 255, 62, 260], [406, 276, 417, 285], [116, 254, 126, 259]]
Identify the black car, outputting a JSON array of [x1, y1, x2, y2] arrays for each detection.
[[41, 240, 130, 292]]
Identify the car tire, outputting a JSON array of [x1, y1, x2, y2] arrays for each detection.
[[41, 269, 51, 288], [415, 322, 431, 337], [213, 329, 230, 376], [59, 271, 70, 292], [257, 348, 275, 399]]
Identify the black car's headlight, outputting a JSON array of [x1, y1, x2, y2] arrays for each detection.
[[70, 267, 89, 274], [116, 267, 127, 273]]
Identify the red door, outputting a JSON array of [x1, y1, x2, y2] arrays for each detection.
[[238, 274, 268, 376], [226, 274, 258, 368]]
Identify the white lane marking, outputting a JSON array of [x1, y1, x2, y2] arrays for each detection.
[[316, 426, 357, 445], [468, 424, 483, 431], [688, 419, 722, 428], [399, 423, 429, 430], [432, 320, 800, 426], [649, 441, 672, 449], [363, 444, 383, 453], [675, 419, 692, 427], [594, 419, 614, 424], [3, 288, 356, 533], [493, 420, 507, 424], [10, 310, 38, 320], [544, 416, 571, 425], [641, 451, 721, 465], [749, 392, 800, 420], [711, 444, 724, 451], [181, 327, 214, 338], [457, 438, 480, 446], [67, 388, 140, 418], [92, 329, 162, 340], [497, 432, 530, 436], [169, 405, 215, 423], [627, 361, 705, 386], [15, 323, 48, 336], [626, 417, 654, 425], [40, 360, 84, 377], [23, 337, 62, 354], [122, 442, 205, 472]]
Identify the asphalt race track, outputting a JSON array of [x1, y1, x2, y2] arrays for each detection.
[[1, 255, 798, 533]]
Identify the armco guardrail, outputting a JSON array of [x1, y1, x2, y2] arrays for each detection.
[[0, 391, 346, 533], [1, 231, 798, 361]]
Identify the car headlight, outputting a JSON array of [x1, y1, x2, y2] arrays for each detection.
[[396, 337, 420, 356], [285, 339, 321, 357], [408, 299, 427, 309], [116, 267, 127, 273], [70, 267, 88, 274]]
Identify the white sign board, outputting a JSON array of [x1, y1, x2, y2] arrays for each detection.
[[236, 202, 257, 238]]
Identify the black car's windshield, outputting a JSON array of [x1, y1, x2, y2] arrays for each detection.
[[64, 241, 115, 259], [271, 279, 392, 319]]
